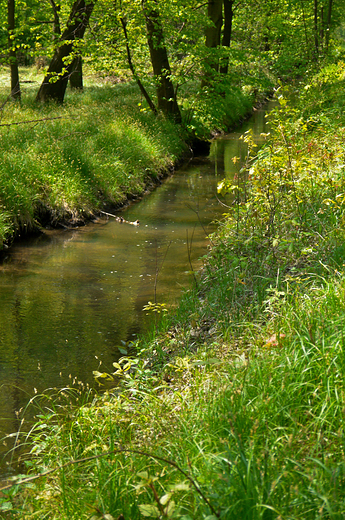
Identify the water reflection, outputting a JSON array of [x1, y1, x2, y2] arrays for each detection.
[[0, 103, 272, 476]]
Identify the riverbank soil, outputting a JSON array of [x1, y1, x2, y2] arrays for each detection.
[[3, 63, 345, 518]]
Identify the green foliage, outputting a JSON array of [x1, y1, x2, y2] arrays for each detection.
[[2, 1, 345, 514], [143, 302, 168, 315], [8, 273, 345, 518], [6, 65, 345, 519], [2, 0, 343, 117]]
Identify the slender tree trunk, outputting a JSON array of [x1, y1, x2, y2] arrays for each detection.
[[8, 0, 21, 100], [299, 0, 310, 61], [36, 0, 94, 103], [313, 0, 319, 59], [220, 0, 233, 74], [202, 0, 223, 86], [325, 0, 333, 51], [142, 0, 181, 123], [320, 5, 324, 50], [49, 0, 61, 39], [120, 16, 157, 115]]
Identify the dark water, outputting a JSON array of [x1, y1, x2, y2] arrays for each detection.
[[0, 103, 272, 477]]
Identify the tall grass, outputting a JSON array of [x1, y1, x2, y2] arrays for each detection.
[[0, 66, 255, 248], [5, 274, 345, 518], [3, 65, 345, 518], [0, 70, 187, 247]]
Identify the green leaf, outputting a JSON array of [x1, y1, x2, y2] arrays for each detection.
[[137, 471, 149, 480], [138, 504, 160, 517], [0, 502, 13, 511], [168, 482, 190, 491], [160, 492, 172, 505], [166, 500, 176, 516], [92, 371, 114, 381]]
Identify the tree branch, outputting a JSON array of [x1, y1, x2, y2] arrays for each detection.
[[0, 116, 64, 127]]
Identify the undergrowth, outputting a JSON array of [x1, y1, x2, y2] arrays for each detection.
[[2, 63, 345, 518]]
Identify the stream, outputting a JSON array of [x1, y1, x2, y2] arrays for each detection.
[[0, 102, 273, 478]]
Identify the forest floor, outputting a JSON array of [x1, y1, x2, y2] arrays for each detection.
[[2, 62, 345, 519]]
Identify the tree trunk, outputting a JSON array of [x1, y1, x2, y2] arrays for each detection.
[[325, 0, 333, 51], [313, 0, 319, 59], [142, 0, 181, 123], [320, 5, 324, 50], [8, 0, 21, 100], [202, 0, 223, 86], [49, 0, 61, 39], [220, 0, 233, 74], [36, 0, 94, 103], [69, 56, 83, 90], [298, 0, 310, 60], [120, 16, 157, 116], [205, 0, 223, 50]]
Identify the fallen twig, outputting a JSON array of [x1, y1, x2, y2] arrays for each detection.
[[0, 116, 65, 127], [99, 210, 139, 226]]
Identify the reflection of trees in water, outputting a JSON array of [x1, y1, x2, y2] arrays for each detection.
[[0, 297, 31, 476]]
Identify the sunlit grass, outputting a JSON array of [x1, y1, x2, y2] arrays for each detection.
[[0, 66, 256, 248], [6, 274, 345, 518], [0, 67, 187, 247], [4, 65, 345, 518]]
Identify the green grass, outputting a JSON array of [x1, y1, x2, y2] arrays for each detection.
[[3, 64, 345, 518], [0, 68, 188, 247], [5, 274, 345, 518], [0, 66, 256, 249]]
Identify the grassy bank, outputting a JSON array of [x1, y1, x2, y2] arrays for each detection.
[[0, 66, 255, 249], [3, 64, 345, 518]]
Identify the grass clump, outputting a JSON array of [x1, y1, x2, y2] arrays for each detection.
[[3, 64, 345, 518], [0, 71, 188, 247], [0, 67, 257, 248]]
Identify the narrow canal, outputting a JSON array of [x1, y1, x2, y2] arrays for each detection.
[[0, 102, 272, 477]]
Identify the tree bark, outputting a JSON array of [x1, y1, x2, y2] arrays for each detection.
[[299, 0, 310, 60], [142, 0, 181, 123], [49, 0, 61, 39], [205, 0, 223, 51], [320, 5, 324, 50], [313, 0, 319, 59], [202, 0, 223, 86], [69, 56, 83, 90], [325, 0, 333, 51], [36, 0, 94, 103], [8, 0, 21, 100], [220, 0, 233, 74]]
